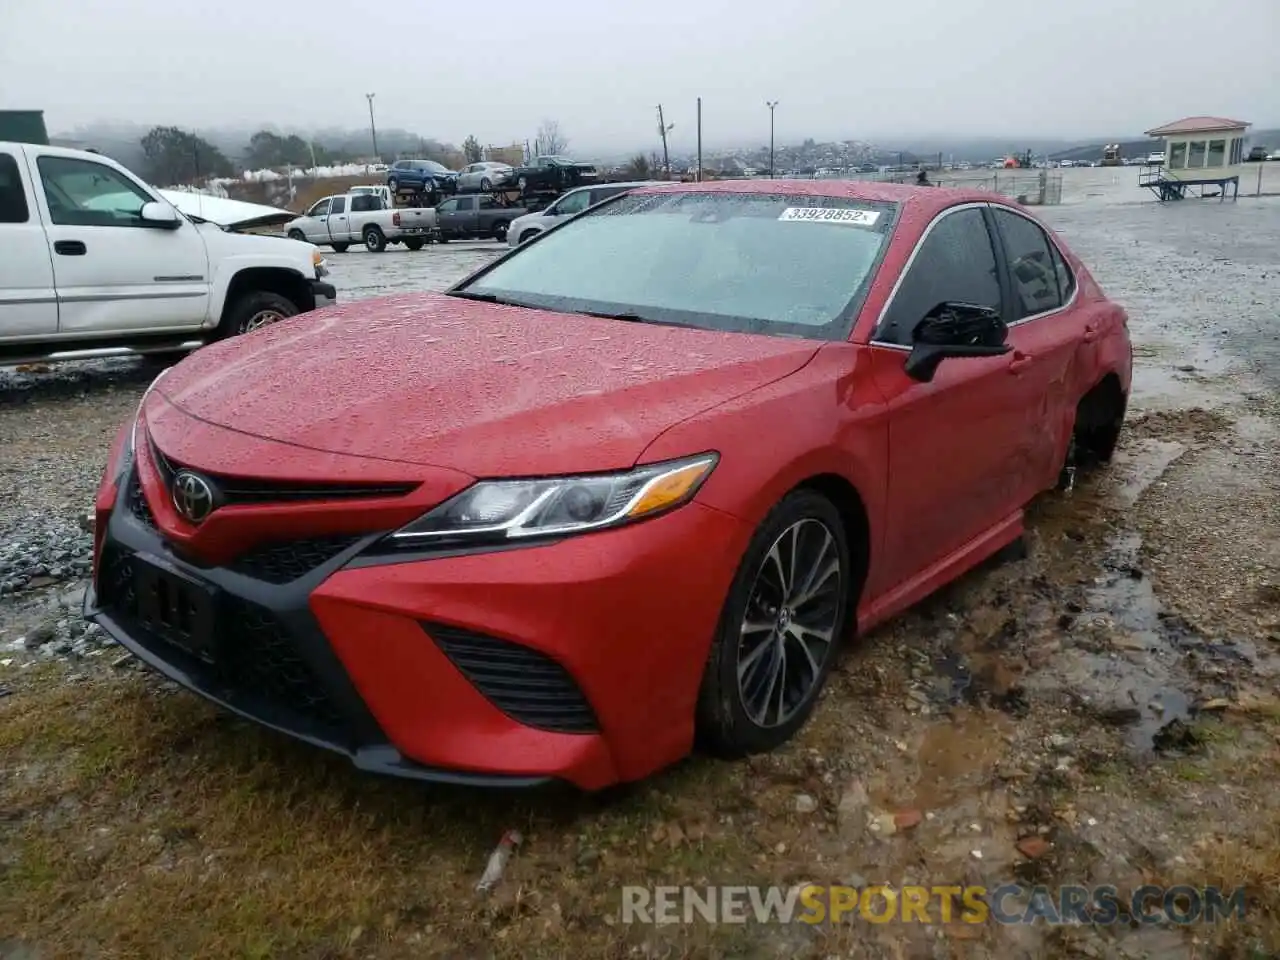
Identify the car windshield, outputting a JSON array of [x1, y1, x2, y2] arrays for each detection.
[[454, 191, 897, 340], [419, 161, 450, 173]]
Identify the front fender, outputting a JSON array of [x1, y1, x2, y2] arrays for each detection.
[[638, 343, 889, 578], [206, 255, 313, 326]]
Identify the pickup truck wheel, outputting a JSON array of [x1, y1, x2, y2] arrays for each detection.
[[222, 291, 299, 337], [517, 176, 529, 192], [518, 229, 539, 244], [330, 243, 349, 253], [388, 178, 398, 192], [363, 226, 387, 253], [492, 221, 510, 241], [287, 229, 306, 242], [404, 239, 425, 251]]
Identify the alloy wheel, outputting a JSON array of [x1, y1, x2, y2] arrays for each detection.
[[736, 518, 843, 728]]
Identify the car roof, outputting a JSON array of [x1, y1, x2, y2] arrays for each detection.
[[625, 178, 1018, 219]]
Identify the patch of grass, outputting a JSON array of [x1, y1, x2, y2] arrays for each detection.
[[0, 668, 791, 959]]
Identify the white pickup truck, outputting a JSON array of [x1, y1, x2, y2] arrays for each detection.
[[283, 190, 437, 253], [0, 141, 336, 367]]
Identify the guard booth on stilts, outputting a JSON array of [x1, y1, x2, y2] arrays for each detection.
[[1138, 116, 1250, 201]]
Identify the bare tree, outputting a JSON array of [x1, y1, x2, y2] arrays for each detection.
[[536, 119, 568, 156], [625, 154, 651, 179]]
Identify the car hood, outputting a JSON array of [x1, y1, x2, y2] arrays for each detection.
[[156, 293, 820, 476], [159, 189, 295, 232]]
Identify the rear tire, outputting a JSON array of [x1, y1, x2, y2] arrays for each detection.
[[404, 239, 424, 251], [221, 291, 299, 338], [388, 178, 398, 192], [696, 490, 853, 758], [1058, 379, 1127, 488], [330, 242, 349, 253], [363, 226, 387, 253]]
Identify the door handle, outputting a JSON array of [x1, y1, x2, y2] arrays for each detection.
[[1008, 351, 1035, 373], [54, 240, 86, 256], [1082, 324, 1098, 343]]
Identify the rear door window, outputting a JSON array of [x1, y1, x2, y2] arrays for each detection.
[[991, 208, 1063, 318]]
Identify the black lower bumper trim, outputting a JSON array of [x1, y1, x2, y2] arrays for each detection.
[[87, 586, 550, 788], [310, 279, 337, 304]]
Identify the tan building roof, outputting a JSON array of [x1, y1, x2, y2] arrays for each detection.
[[1144, 116, 1251, 137]]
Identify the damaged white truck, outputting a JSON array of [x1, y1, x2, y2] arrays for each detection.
[[0, 141, 336, 367]]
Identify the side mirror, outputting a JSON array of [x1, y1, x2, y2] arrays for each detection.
[[139, 201, 181, 229], [904, 302, 1010, 383]]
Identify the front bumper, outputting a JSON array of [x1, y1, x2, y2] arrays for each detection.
[[85, 468, 750, 789], [310, 279, 337, 309]]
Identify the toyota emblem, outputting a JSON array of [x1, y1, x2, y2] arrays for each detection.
[[171, 470, 216, 524]]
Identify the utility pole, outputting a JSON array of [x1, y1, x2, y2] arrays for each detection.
[[696, 97, 702, 182], [365, 93, 379, 161], [656, 105, 674, 179], [766, 100, 779, 177]]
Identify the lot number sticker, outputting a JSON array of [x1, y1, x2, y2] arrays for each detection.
[[778, 207, 881, 225]]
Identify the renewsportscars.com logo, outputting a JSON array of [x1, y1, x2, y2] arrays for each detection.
[[621, 884, 1247, 926]]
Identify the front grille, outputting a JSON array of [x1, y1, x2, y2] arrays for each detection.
[[149, 436, 416, 505], [425, 622, 598, 734], [98, 544, 345, 732], [230, 536, 362, 584]]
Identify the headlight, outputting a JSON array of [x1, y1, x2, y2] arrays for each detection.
[[115, 366, 172, 485], [312, 249, 328, 278], [385, 453, 717, 550]]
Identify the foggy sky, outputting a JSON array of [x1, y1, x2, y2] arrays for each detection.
[[3, 0, 1277, 152]]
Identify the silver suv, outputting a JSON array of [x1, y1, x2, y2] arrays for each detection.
[[506, 181, 665, 246]]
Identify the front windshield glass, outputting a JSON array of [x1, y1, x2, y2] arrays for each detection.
[[455, 191, 897, 339]]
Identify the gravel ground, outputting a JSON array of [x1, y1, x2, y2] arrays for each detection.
[[2, 186, 1279, 958]]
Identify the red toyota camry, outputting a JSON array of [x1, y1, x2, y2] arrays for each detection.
[[86, 180, 1132, 790]]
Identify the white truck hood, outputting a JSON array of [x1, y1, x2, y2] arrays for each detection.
[[159, 190, 295, 232]]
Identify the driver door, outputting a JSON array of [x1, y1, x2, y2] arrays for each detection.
[[301, 197, 332, 242], [863, 204, 1030, 597], [33, 151, 210, 335]]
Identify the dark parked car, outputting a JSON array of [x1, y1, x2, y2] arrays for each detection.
[[511, 155, 598, 194], [1246, 146, 1269, 162], [386, 159, 458, 198], [434, 194, 529, 242]]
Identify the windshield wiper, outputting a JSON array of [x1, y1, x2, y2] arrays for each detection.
[[448, 290, 537, 309], [578, 310, 687, 328]]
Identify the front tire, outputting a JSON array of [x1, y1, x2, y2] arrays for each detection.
[[221, 291, 300, 337], [518, 229, 539, 244], [287, 229, 306, 242], [330, 242, 349, 253], [492, 220, 510, 241], [387, 178, 398, 192], [480, 177, 492, 191], [363, 226, 387, 253], [696, 490, 852, 757]]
